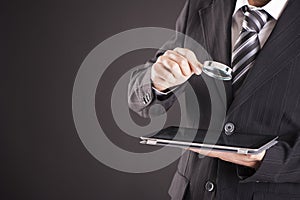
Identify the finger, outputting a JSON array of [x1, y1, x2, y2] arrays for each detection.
[[217, 154, 250, 166], [152, 62, 177, 84], [157, 56, 184, 79], [247, 151, 266, 161], [190, 148, 261, 168], [228, 152, 264, 163], [151, 76, 170, 91], [218, 154, 260, 168], [189, 148, 220, 158], [218, 152, 251, 162], [229, 159, 258, 168], [164, 50, 193, 77], [188, 59, 202, 76], [198, 151, 255, 163], [174, 48, 202, 75]]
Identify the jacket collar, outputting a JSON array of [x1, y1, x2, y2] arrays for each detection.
[[228, 0, 300, 116], [197, 0, 300, 116]]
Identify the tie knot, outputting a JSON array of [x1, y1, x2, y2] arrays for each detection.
[[242, 6, 269, 33]]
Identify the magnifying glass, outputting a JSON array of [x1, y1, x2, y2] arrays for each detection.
[[202, 61, 232, 81], [173, 48, 232, 81]]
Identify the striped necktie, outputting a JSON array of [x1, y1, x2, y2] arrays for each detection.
[[232, 6, 269, 94]]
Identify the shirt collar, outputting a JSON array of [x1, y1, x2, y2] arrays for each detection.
[[233, 0, 289, 20]]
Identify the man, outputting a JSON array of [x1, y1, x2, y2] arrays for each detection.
[[128, 0, 300, 199]]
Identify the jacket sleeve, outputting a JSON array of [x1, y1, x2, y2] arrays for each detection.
[[127, 0, 190, 118], [241, 132, 300, 183]]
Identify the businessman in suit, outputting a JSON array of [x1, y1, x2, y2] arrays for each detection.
[[128, 0, 300, 199]]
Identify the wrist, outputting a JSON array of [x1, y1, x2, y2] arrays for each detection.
[[152, 82, 168, 92]]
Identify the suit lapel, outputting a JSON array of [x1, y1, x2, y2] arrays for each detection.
[[197, 0, 237, 108], [198, 0, 236, 65], [228, 0, 300, 116]]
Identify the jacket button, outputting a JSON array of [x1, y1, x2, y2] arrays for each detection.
[[205, 181, 214, 192], [224, 122, 235, 135]]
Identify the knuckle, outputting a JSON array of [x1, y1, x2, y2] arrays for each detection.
[[169, 61, 179, 69], [157, 55, 166, 63], [183, 48, 191, 53], [174, 47, 182, 52], [189, 51, 196, 58], [164, 50, 173, 55], [170, 62, 179, 71], [178, 58, 188, 66], [153, 64, 163, 74], [245, 155, 254, 161], [156, 56, 162, 63], [248, 155, 257, 160], [180, 48, 193, 57], [152, 63, 159, 71]]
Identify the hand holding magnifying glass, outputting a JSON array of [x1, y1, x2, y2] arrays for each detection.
[[174, 47, 232, 81], [151, 48, 232, 92]]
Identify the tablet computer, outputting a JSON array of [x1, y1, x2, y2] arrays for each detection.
[[140, 126, 278, 155]]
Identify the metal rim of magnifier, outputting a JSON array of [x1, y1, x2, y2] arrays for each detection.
[[202, 61, 232, 81]]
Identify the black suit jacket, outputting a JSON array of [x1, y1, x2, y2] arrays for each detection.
[[128, 0, 300, 199]]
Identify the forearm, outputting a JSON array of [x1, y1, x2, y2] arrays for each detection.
[[128, 64, 186, 118]]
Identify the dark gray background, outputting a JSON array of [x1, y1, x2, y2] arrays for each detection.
[[2, 0, 186, 199]]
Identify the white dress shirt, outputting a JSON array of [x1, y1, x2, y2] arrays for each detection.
[[155, 0, 289, 96], [232, 0, 289, 50]]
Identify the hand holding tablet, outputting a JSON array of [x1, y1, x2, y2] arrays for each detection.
[[140, 126, 278, 155]]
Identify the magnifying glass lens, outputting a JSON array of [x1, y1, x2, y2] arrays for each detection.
[[202, 61, 232, 81]]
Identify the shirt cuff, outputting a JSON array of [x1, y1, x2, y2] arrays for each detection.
[[152, 86, 178, 96]]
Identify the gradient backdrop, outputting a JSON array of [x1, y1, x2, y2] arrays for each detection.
[[2, 0, 187, 199]]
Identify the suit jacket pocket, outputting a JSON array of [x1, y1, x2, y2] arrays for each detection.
[[168, 171, 189, 200], [253, 191, 300, 200]]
